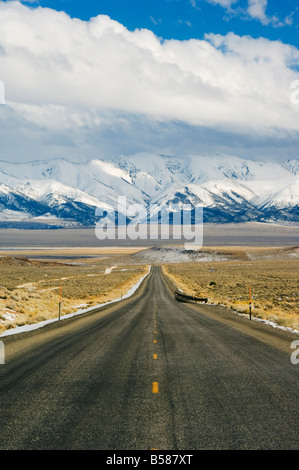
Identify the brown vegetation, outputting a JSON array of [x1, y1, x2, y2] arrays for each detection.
[[163, 258, 299, 331], [0, 256, 148, 334]]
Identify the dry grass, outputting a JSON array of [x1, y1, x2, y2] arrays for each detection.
[[0, 246, 148, 258], [163, 258, 299, 331], [0, 256, 148, 334]]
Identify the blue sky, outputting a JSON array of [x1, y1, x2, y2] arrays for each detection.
[[18, 0, 299, 45], [0, 0, 298, 162]]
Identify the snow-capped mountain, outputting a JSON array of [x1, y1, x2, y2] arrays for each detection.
[[0, 153, 298, 227]]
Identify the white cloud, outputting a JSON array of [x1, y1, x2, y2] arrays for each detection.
[[247, 0, 281, 26], [204, 0, 295, 27], [205, 0, 238, 7], [0, 1, 298, 161], [247, 0, 268, 23]]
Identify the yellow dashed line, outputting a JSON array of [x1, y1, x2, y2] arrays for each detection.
[[152, 382, 159, 393], [153, 354, 158, 360]]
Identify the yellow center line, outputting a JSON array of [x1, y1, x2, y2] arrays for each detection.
[[153, 354, 157, 359], [152, 382, 159, 393], [153, 339, 157, 343]]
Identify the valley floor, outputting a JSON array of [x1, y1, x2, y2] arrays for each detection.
[[0, 242, 298, 335]]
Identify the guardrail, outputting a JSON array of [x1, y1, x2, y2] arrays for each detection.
[[175, 290, 208, 304]]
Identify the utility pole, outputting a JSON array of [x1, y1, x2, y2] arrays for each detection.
[[249, 285, 252, 320], [58, 282, 62, 321]]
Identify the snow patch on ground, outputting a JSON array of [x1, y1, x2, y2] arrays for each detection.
[[232, 308, 299, 335], [0, 266, 151, 337], [132, 246, 230, 263], [2, 309, 18, 322], [104, 265, 117, 274], [251, 316, 299, 334]]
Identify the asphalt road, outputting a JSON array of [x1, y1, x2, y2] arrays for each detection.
[[0, 266, 298, 450]]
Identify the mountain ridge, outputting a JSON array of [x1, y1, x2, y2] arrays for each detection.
[[0, 153, 298, 227]]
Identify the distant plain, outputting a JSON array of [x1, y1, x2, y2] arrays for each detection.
[[0, 222, 298, 335], [0, 222, 298, 248]]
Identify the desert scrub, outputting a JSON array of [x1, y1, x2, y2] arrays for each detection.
[[0, 256, 148, 333], [163, 259, 299, 331]]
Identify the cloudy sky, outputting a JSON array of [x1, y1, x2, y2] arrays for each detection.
[[0, 0, 298, 163]]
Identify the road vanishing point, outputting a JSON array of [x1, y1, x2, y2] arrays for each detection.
[[0, 266, 298, 450]]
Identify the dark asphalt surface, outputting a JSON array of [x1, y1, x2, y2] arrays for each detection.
[[0, 266, 298, 450]]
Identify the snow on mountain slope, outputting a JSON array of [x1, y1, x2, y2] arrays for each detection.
[[0, 153, 297, 226], [198, 179, 256, 205], [282, 160, 299, 176], [258, 177, 299, 210], [0, 157, 143, 212], [0, 183, 50, 219], [17, 179, 113, 211], [109, 153, 294, 200]]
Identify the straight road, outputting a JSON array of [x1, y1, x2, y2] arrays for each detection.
[[0, 266, 298, 450]]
